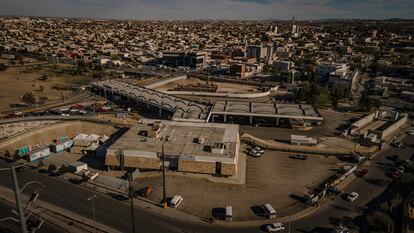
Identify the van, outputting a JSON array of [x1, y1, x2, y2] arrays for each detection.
[[169, 195, 183, 209], [225, 205, 233, 221], [263, 203, 276, 219]]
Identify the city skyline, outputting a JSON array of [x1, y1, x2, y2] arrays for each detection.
[[1, 0, 414, 20]]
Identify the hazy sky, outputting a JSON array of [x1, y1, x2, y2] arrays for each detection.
[[1, 0, 413, 20]]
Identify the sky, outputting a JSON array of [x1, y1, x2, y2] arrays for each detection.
[[0, 0, 413, 20]]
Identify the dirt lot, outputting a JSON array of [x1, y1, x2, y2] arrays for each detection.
[[154, 77, 260, 93], [134, 146, 340, 221], [0, 121, 117, 153], [0, 63, 91, 112]]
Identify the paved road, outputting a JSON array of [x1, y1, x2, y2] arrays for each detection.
[[0, 160, 262, 233], [0, 135, 411, 233], [291, 134, 414, 233], [0, 199, 67, 233], [240, 110, 358, 141]]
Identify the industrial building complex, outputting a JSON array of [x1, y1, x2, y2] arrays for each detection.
[[105, 120, 240, 176]]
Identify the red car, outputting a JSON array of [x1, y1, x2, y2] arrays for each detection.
[[136, 186, 153, 197], [386, 169, 401, 179], [355, 168, 369, 177], [70, 104, 84, 110]]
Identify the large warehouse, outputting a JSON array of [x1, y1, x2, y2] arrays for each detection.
[[105, 120, 240, 176]]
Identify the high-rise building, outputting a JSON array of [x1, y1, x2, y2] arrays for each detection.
[[247, 44, 273, 61], [292, 25, 300, 38], [247, 45, 264, 61]]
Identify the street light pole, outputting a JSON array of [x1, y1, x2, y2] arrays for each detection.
[[11, 165, 28, 233], [87, 195, 97, 233], [162, 143, 167, 208], [127, 173, 136, 233]]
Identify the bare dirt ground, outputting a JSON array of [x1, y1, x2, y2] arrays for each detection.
[[155, 77, 259, 93], [0, 62, 91, 112], [134, 147, 341, 221], [0, 121, 117, 153]]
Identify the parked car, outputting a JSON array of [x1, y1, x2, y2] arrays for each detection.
[[346, 192, 359, 202], [355, 168, 368, 177], [169, 195, 183, 209], [254, 147, 265, 154], [386, 155, 399, 161], [407, 130, 414, 136], [248, 150, 262, 158], [289, 155, 308, 160], [136, 186, 153, 197], [391, 142, 405, 148], [386, 168, 402, 179], [397, 166, 405, 173], [266, 223, 285, 232]]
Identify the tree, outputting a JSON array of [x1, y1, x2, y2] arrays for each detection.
[[21, 92, 36, 105], [39, 96, 48, 104], [0, 63, 7, 71], [4, 150, 11, 158], [311, 85, 332, 107], [296, 81, 311, 102], [48, 164, 57, 173], [358, 91, 381, 111], [38, 160, 45, 168]]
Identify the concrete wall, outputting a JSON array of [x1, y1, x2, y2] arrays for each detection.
[[145, 75, 187, 89], [351, 112, 376, 130], [163, 90, 271, 99], [382, 114, 408, 139], [221, 163, 236, 176], [178, 160, 216, 174], [123, 156, 160, 169], [105, 153, 160, 169], [105, 153, 120, 166]]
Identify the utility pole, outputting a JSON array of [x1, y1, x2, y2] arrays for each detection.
[[11, 165, 28, 233], [162, 143, 167, 208], [87, 195, 97, 233], [127, 173, 136, 233]]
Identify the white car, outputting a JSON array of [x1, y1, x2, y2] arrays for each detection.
[[407, 130, 414, 135], [397, 166, 405, 173], [248, 150, 262, 158], [266, 223, 285, 232], [254, 147, 265, 154], [346, 192, 359, 202]]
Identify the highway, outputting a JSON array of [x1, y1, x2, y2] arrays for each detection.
[[0, 200, 66, 233], [0, 161, 252, 233], [0, 136, 412, 233]]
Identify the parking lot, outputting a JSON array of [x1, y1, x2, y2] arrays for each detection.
[[134, 146, 341, 221]]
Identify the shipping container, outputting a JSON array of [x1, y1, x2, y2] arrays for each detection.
[[28, 147, 51, 162]]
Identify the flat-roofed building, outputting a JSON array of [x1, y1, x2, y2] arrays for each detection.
[[105, 120, 240, 177]]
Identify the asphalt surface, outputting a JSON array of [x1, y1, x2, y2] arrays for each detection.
[[0, 135, 412, 233], [291, 134, 414, 233], [0, 161, 257, 233], [0, 199, 66, 233]]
